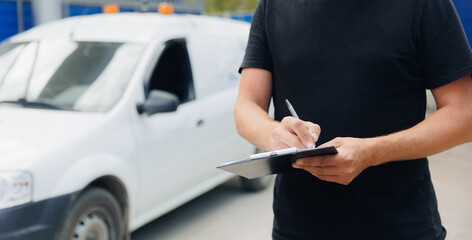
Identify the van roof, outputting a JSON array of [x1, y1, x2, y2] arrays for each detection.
[[8, 13, 250, 44]]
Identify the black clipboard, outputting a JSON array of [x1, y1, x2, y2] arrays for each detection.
[[217, 146, 338, 179]]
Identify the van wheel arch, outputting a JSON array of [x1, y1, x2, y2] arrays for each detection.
[[55, 176, 130, 240]]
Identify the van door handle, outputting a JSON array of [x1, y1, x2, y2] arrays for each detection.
[[196, 119, 204, 127]]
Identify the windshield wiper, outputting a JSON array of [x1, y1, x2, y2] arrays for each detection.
[[0, 98, 72, 110]]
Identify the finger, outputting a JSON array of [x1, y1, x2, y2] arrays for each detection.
[[272, 141, 291, 150], [292, 163, 339, 175], [293, 166, 341, 182], [309, 166, 340, 175], [318, 137, 343, 148], [273, 124, 306, 149], [295, 156, 337, 167], [291, 164, 350, 185], [315, 175, 346, 184], [304, 122, 321, 146], [282, 117, 315, 148], [300, 170, 345, 184]]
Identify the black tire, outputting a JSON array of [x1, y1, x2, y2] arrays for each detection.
[[56, 188, 123, 240], [239, 175, 273, 192]]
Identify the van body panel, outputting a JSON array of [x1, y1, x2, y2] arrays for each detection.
[[0, 13, 254, 236]]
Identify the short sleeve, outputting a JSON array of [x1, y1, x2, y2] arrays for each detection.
[[239, 0, 273, 73], [416, 0, 472, 89]]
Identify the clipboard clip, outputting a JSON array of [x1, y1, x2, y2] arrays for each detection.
[[249, 147, 297, 160]]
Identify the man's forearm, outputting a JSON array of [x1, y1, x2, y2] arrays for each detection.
[[372, 103, 472, 165], [234, 68, 277, 151], [234, 97, 278, 151]]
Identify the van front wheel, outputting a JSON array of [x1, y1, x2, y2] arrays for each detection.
[[56, 188, 123, 240]]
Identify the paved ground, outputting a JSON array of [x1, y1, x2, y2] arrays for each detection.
[[132, 141, 472, 240], [429, 142, 472, 240], [131, 176, 275, 240]]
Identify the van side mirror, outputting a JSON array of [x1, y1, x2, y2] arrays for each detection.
[[137, 90, 179, 115]]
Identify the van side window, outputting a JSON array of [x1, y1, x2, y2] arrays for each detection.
[[146, 39, 195, 103]]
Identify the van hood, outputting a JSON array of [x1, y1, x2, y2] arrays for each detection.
[[0, 108, 105, 168]]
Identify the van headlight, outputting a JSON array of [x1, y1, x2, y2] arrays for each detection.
[[0, 171, 33, 210]]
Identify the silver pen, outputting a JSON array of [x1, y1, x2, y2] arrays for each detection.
[[285, 99, 316, 148], [285, 99, 299, 119]]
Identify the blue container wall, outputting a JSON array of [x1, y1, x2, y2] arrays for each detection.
[[68, 5, 101, 17], [229, 13, 253, 22], [22, 2, 33, 30], [0, 0, 471, 44], [453, 0, 472, 43], [0, 1, 18, 41], [0, 1, 33, 42], [0, 2, 135, 42]]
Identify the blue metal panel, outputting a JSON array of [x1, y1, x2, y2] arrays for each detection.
[[0, 1, 33, 42], [22, 2, 33, 31], [243, 14, 253, 23], [69, 5, 135, 16], [0, 1, 18, 42], [120, 8, 134, 13], [227, 13, 252, 23], [452, 0, 472, 45], [1, 1, 469, 45], [230, 15, 240, 21], [69, 5, 102, 17]]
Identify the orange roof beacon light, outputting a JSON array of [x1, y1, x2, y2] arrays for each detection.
[[103, 4, 120, 14], [158, 3, 174, 15]]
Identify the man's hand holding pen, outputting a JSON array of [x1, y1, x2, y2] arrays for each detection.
[[269, 116, 321, 150], [282, 99, 375, 185], [266, 99, 321, 151]]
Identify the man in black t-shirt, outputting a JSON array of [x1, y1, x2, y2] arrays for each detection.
[[234, 0, 472, 239]]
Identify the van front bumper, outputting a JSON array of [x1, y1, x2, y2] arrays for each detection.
[[0, 192, 77, 240]]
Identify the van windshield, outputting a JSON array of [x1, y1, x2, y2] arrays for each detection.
[[0, 40, 144, 112]]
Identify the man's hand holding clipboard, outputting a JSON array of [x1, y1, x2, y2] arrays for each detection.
[[283, 99, 377, 186], [217, 145, 338, 179], [218, 99, 337, 179]]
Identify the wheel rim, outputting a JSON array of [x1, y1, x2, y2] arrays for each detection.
[[73, 207, 115, 240]]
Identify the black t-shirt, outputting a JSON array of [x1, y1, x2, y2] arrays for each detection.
[[240, 0, 472, 239]]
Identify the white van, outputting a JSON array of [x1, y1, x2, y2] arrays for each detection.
[[0, 13, 269, 239]]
